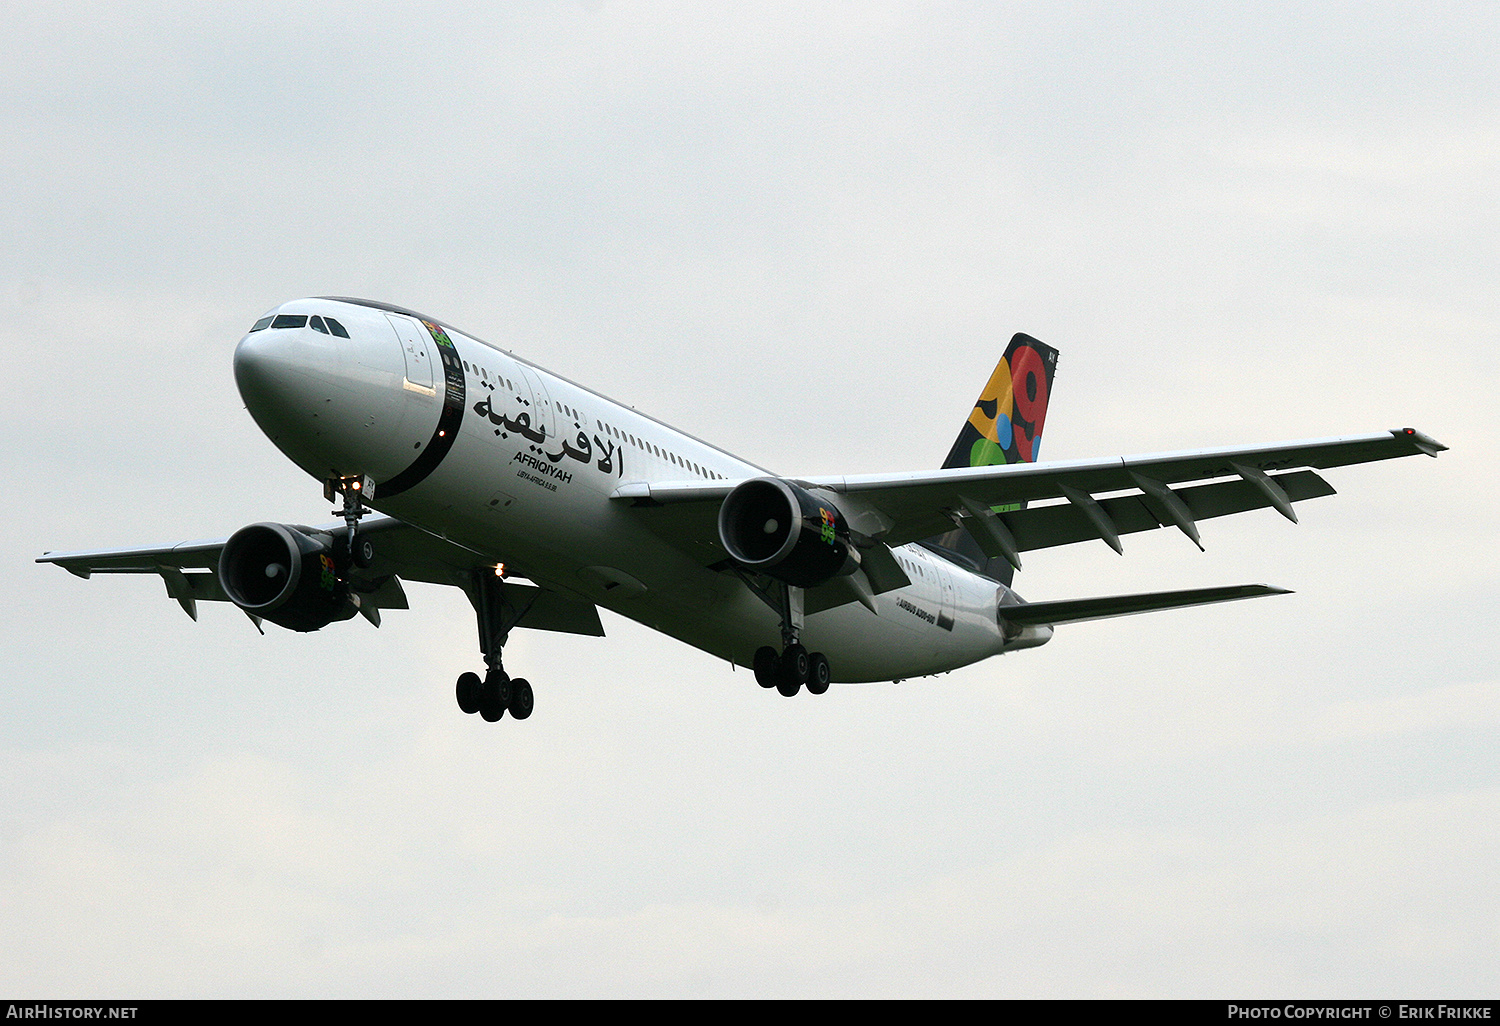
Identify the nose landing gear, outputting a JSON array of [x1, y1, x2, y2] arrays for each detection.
[[326, 475, 377, 570]]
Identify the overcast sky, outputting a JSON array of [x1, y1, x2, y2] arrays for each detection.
[[3, 1, 1496, 998]]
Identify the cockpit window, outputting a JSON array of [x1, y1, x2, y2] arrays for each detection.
[[271, 314, 308, 329], [250, 316, 273, 332], [323, 316, 350, 338], [310, 315, 330, 334]]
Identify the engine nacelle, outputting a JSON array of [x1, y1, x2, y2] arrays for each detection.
[[718, 478, 859, 588], [219, 522, 353, 632]]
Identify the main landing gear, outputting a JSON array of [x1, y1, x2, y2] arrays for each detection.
[[455, 567, 535, 723], [754, 644, 831, 697], [751, 582, 832, 698], [455, 669, 532, 722]]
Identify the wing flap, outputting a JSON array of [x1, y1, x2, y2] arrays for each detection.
[[1001, 469, 1336, 553], [613, 489, 736, 568], [162, 568, 229, 603], [497, 583, 606, 636]]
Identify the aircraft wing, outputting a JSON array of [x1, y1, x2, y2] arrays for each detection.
[[37, 515, 605, 636], [613, 428, 1445, 570]]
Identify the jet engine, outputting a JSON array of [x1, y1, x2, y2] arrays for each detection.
[[718, 478, 859, 588], [219, 522, 355, 632]]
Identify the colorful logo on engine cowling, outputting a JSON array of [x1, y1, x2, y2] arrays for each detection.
[[319, 553, 338, 591], [819, 508, 837, 545]]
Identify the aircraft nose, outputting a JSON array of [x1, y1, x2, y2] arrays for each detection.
[[233, 329, 285, 409], [233, 312, 426, 483], [234, 321, 381, 477], [234, 325, 345, 429]]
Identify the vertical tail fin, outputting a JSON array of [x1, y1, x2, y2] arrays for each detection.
[[929, 333, 1060, 584], [942, 333, 1059, 470]]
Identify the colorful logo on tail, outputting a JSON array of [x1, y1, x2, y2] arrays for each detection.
[[926, 333, 1059, 586], [942, 333, 1059, 471]]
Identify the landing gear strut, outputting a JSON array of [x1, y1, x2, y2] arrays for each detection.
[[455, 568, 534, 722], [750, 583, 832, 697], [326, 474, 376, 570]]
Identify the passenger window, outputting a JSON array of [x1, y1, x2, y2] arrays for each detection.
[[271, 314, 308, 329], [324, 317, 350, 338], [310, 316, 330, 334], [249, 316, 273, 332]]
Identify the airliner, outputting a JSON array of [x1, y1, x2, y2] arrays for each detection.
[[39, 298, 1445, 723]]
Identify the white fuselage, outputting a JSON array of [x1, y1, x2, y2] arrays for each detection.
[[234, 298, 1040, 682]]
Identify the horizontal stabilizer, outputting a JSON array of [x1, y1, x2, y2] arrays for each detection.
[[999, 584, 1290, 626]]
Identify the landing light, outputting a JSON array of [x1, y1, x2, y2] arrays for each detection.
[[323, 474, 376, 502]]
